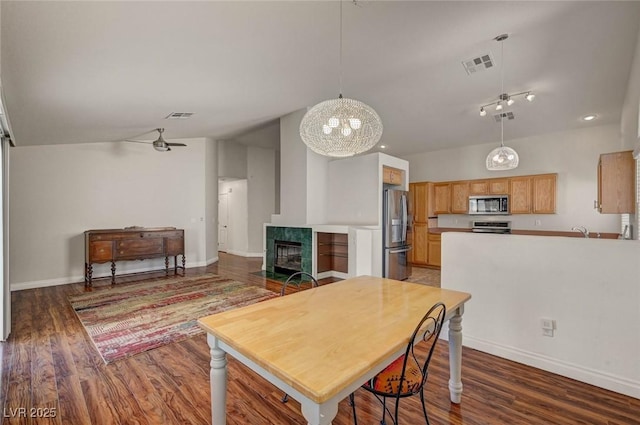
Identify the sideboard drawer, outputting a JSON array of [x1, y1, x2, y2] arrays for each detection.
[[166, 237, 184, 256], [90, 241, 113, 262], [114, 238, 164, 259]]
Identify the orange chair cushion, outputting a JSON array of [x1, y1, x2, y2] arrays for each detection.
[[364, 354, 423, 395]]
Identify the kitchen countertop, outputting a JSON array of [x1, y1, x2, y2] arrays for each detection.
[[429, 227, 621, 239]]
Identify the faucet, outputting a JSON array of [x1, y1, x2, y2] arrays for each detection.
[[571, 226, 589, 238]]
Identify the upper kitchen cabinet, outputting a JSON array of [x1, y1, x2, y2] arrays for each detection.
[[597, 150, 635, 214], [469, 178, 510, 195], [382, 166, 405, 186], [532, 174, 557, 214], [450, 181, 470, 213], [510, 173, 557, 214], [510, 177, 532, 214], [433, 183, 451, 215]]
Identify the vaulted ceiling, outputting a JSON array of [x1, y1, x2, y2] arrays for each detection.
[[2, 1, 640, 156]]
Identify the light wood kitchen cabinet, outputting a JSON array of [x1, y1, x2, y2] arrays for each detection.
[[426, 233, 441, 268], [532, 174, 557, 214], [412, 223, 429, 265], [410, 182, 429, 223], [597, 150, 636, 214], [469, 180, 489, 195], [510, 174, 557, 214], [510, 177, 532, 214], [433, 183, 451, 214], [450, 181, 469, 213], [488, 178, 510, 194], [469, 178, 509, 195], [382, 166, 405, 186], [414, 173, 556, 216]]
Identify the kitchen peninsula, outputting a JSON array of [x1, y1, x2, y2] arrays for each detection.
[[441, 232, 640, 399]]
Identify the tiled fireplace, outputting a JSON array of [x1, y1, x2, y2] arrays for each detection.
[[265, 226, 312, 275]]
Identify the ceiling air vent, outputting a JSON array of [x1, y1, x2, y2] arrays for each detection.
[[165, 112, 194, 120], [462, 52, 495, 75], [494, 112, 515, 122]]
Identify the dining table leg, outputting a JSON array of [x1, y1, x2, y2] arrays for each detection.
[[207, 334, 228, 425], [300, 400, 338, 425], [448, 305, 464, 403]]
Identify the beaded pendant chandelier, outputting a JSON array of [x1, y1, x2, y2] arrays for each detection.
[[299, 1, 383, 157]]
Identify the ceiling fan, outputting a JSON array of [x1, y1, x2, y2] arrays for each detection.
[[125, 128, 186, 152]]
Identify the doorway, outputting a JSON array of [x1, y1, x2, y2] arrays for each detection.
[[218, 192, 228, 252]]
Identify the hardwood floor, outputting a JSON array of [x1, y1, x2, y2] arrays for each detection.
[[1, 253, 638, 424]]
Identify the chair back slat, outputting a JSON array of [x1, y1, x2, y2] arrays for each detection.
[[280, 272, 319, 296]]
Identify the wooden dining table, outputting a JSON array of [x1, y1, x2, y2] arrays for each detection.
[[198, 275, 471, 425]]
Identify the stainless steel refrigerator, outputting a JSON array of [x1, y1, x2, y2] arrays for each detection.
[[383, 189, 412, 280]]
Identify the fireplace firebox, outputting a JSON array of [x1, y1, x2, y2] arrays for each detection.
[[274, 240, 302, 275]]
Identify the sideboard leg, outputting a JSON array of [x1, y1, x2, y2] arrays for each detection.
[[111, 261, 116, 284], [182, 255, 186, 271], [165, 256, 169, 275], [86, 263, 93, 287]]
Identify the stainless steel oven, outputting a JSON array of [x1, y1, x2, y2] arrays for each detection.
[[471, 220, 512, 234], [468, 195, 509, 215]]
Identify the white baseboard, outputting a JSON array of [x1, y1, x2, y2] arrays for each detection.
[[317, 271, 349, 280], [10, 260, 208, 291], [206, 256, 219, 265], [462, 335, 640, 399], [225, 250, 263, 258], [11, 276, 84, 291]]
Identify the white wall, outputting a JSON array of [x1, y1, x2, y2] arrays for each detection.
[[441, 232, 640, 398], [327, 153, 379, 225], [247, 146, 275, 255], [9, 138, 210, 289], [218, 141, 247, 179], [621, 21, 640, 151], [219, 179, 248, 256], [404, 124, 624, 233], [274, 108, 331, 226], [205, 139, 219, 264], [620, 23, 640, 235]]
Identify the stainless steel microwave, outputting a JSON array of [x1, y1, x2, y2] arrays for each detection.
[[468, 195, 510, 215]]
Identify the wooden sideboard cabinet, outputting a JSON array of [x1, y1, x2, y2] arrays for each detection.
[[84, 227, 185, 286]]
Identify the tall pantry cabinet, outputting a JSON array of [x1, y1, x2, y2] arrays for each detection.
[[409, 182, 438, 267]]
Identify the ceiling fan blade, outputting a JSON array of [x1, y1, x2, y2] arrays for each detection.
[[166, 143, 187, 147]]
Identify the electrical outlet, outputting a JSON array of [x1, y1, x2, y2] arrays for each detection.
[[542, 328, 554, 337], [541, 318, 556, 330], [535, 219, 542, 226]]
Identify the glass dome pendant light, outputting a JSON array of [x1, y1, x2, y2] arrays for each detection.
[[299, 1, 383, 157], [486, 34, 519, 171]]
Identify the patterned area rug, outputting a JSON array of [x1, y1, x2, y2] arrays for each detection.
[[69, 274, 278, 363]]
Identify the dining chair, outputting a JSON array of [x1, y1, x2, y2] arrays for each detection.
[[349, 302, 447, 425], [279, 271, 319, 296], [279, 271, 319, 403]]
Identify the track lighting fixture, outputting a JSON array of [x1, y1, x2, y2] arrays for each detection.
[[479, 91, 535, 116]]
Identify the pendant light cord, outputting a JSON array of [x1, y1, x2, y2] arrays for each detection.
[[500, 36, 505, 147], [339, 0, 343, 97]]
